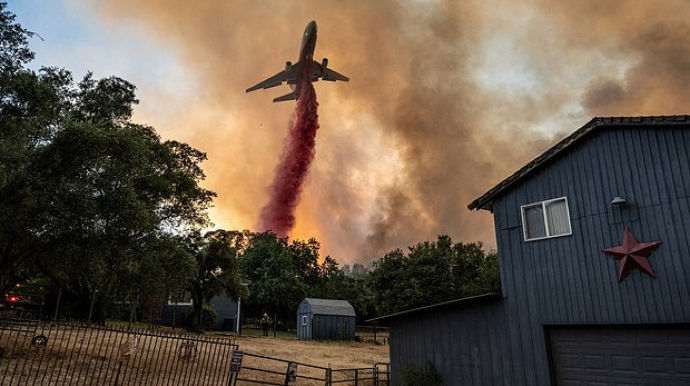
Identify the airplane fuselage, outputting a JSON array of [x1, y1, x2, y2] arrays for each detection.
[[246, 20, 349, 102], [291, 21, 318, 97], [300, 21, 318, 65]]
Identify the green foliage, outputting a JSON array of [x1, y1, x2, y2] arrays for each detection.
[[0, 2, 34, 71], [239, 232, 377, 324], [399, 362, 443, 386], [240, 232, 308, 321], [185, 303, 217, 330], [184, 230, 248, 331], [0, 4, 213, 321], [310, 256, 376, 323], [369, 235, 500, 316]]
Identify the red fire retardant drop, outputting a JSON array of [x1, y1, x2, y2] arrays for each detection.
[[258, 79, 320, 237]]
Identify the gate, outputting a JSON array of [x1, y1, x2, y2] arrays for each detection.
[[228, 351, 390, 386], [0, 321, 238, 385]]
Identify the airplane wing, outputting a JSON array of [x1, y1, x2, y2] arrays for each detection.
[[310, 61, 350, 82], [246, 70, 289, 92]]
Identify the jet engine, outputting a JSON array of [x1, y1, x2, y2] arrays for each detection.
[[321, 58, 329, 68], [285, 61, 294, 81]]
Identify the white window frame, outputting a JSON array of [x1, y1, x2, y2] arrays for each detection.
[[302, 315, 308, 326], [521, 196, 572, 241]]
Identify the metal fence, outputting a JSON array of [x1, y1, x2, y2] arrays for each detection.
[[0, 320, 238, 386], [0, 320, 389, 386], [229, 351, 390, 386]]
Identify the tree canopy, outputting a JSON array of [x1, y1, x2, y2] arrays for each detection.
[[368, 235, 500, 316], [183, 229, 249, 331], [0, 2, 214, 320]]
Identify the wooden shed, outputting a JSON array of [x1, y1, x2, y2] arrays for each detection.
[[296, 298, 356, 341]]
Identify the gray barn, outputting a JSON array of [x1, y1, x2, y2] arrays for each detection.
[[373, 116, 690, 385], [296, 298, 356, 340]]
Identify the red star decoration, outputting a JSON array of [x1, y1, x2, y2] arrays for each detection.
[[602, 226, 662, 281]]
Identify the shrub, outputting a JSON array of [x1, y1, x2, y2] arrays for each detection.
[[399, 362, 442, 386]]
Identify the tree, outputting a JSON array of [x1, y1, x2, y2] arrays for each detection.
[[240, 232, 307, 327], [369, 235, 500, 316], [184, 230, 249, 331], [299, 255, 375, 323], [0, 4, 214, 321], [288, 238, 321, 289]]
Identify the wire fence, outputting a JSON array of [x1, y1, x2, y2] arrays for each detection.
[[355, 326, 389, 345], [0, 320, 389, 386]]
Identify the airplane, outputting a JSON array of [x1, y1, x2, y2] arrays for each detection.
[[246, 20, 349, 102]]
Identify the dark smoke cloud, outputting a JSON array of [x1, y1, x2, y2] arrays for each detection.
[[87, 0, 690, 263]]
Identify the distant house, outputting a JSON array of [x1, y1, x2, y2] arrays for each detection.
[[296, 298, 356, 340], [161, 294, 238, 331], [372, 116, 690, 385]]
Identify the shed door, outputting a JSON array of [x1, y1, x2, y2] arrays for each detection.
[[548, 325, 690, 385]]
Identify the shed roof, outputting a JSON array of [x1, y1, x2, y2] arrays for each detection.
[[468, 115, 690, 212], [303, 298, 356, 317]]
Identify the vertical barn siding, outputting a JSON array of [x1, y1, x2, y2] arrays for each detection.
[[489, 126, 690, 385], [389, 300, 510, 386]]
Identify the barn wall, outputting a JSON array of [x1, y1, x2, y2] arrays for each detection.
[[490, 126, 690, 384], [389, 300, 511, 386]]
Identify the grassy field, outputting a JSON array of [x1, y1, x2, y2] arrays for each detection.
[[234, 330, 389, 368]]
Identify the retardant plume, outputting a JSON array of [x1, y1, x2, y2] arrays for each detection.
[[258, 78, 320, 237], [82, 0, 690, 264]]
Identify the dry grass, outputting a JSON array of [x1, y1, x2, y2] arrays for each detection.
[[236, 334, 389, 368], [0, 322, 389, 386]]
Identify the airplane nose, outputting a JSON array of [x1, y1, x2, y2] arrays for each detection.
[[308, 20, 317, 34]]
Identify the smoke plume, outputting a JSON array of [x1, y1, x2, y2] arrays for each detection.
[[85, 0, 690, 263], [258, 79, 320, 237]]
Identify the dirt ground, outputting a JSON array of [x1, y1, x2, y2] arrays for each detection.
[[0, 323, 389, 385], [233, 334, 390, 369]]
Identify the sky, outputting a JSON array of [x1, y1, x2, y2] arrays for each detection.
[[7, 0, 690, 264]]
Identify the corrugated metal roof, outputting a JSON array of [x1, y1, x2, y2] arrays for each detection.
[[468, 115, 690, 212], [304, 298, 356, 317]]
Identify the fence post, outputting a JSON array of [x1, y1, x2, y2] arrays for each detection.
[[284, 362, 297, 386], [324, 366, 332, 386], [354, 368, 358, 386], [228, 351, 243, 386]]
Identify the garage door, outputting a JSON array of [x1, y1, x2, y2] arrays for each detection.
[[548, 325, 690, 386]]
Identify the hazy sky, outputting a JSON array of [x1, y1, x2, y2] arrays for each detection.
[[8, 0, 690, 264]]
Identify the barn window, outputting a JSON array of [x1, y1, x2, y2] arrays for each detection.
[[521, 197, 572, 241], [302, 315, 307, 326]]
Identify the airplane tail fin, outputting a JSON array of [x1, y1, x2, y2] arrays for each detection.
[[273, 91, 298, 103]]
